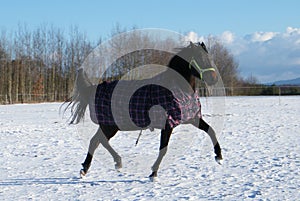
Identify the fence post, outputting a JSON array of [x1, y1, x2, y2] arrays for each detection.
[[278, 86, 281, 105]]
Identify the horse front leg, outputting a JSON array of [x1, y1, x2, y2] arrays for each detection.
[[198, 118, 223, 164], [149, 124, 172, 180]]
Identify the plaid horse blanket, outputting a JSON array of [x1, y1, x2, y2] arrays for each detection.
[[89, 80, 201, 130]]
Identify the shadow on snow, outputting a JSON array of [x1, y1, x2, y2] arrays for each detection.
[[0, 177, 148, 186]]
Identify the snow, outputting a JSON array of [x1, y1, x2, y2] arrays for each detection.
[[0, 96, 299, 200]]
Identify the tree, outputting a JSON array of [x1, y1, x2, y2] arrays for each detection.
[[0, 31, 9, 103], [32, 74, 44, 101], [206, 36, 239, 90]]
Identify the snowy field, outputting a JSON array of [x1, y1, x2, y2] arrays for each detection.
[[0, 96, 299, 200]]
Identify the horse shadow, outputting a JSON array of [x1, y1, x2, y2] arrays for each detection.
[[0, 176, 148, 186]]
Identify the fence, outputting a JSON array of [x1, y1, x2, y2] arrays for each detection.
[[223, 86, 300, 96], [1, 86, 299, 104], [197, 85, 300, 97], [0, 93, 69, 104]]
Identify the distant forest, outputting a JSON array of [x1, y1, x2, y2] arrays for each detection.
[[0, 24, 299, 104], [0, 25, 95, 104]]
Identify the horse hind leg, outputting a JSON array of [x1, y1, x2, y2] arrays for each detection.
[[80, 129, 101, 177], [81, 125, 120, 177], [98, 125, 122, 170]]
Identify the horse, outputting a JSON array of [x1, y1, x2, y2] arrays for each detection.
[[65, 42, 223, 180]]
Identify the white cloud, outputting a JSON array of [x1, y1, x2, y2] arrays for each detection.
[[185, 27, 300, 83], [286, 26, 300, 35], [184, 31, 204, 43], [221, 31, 234, 44], [250, 31, 278, 42], [234, 28, 300, 82]]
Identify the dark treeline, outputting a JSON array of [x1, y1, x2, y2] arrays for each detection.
[[0, 24, 95, 104]]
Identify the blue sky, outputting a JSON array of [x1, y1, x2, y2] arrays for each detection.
[[1, 0, 300, 82]]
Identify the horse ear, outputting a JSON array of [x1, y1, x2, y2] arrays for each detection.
[[189, 41, 195, 48], [200, 42, 208, 53]]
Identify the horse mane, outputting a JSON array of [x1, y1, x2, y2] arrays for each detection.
[[167, 46, 193, 83]]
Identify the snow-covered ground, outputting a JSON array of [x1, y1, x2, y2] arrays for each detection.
[[0, 96, 299, 200]]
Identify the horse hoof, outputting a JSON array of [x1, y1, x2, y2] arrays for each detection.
[[115, 160, 122, 170], [215, 156, 223, 165], [149, 176, 158, 182], [81, 162, 91, 173], [80, 169, 87, 178], [149, 171, 158, 182], [115, 164, 122, 170]]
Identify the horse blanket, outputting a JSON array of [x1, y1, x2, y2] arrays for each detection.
[[89, 80, 201, 130]]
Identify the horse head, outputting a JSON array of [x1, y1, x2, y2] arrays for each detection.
[[168, 42, 218, 89], [187, 42, 218, 86]]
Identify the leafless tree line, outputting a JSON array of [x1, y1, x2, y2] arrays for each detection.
[[0, 24, 94, 103], [0, 24, 241, 104]]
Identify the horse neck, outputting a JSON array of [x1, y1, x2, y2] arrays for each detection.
[[166, 51, 195, 92]]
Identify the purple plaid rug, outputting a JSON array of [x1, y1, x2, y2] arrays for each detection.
[[89, 80, 201, 130]]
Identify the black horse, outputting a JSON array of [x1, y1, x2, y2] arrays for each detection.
[[66, 42, 223, 180]]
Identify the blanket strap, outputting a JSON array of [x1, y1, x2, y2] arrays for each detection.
[[135, 130, 143, 146]]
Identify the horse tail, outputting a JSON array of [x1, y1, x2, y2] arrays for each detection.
[[62, 68, 93, 124]]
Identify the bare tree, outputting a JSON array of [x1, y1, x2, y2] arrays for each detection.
[[206, 36, 239, 93]]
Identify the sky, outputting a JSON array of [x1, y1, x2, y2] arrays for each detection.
[[1, 0, 300, 83]]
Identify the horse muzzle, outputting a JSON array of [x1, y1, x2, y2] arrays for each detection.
[[203, 71, 218, 86]]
